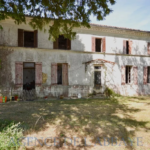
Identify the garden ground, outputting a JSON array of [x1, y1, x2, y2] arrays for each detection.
[[0, 96, 150, 150]]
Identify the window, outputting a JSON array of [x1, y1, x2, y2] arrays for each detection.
[[53, 35, 71, 50], [24, 31, 34, 47], [125, 66, 131, 83], [147, 42, 150, 55], [95, 38, 102, 52], [94, 66, 102, 88], [126, 41, 129, 54], [57, 64, 63, 84], [147, 67, 150, 83]]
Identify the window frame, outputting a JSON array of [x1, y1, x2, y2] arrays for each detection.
[[125, 66, 132, 84]]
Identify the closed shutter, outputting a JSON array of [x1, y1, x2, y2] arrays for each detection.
[[62, 63, 69, 85], [121, 66, 125, 85], [34, 30, 38, 48], [133, 66, 138, 85], [67, 39, 71, 50], [92, 37, 95, 52], [51, 63, 57, 84], [123, 40, 126, 54], [53, 38, 58, 49], [143, 67, 148, 85], [15, 62, 23, 85], [35, 62, 42, 85], [102, 37, 106, 52], [129, 40, 132, 54], [18, 29, 24, 47], [147, 42, 150, 55]]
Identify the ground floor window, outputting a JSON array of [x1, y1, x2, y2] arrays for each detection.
[[57, 64, 63, 84], [125, 66, 131, 84], [94, 66, 102, 88], [147, 66, 150, 83]]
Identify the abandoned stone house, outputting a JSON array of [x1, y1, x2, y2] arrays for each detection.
[[0, 17, 150, 97]]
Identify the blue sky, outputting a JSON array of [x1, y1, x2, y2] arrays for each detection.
[[90, 0, 150, 31]]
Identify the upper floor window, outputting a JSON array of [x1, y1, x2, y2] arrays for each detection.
[[53, 35, 71, 50], [18, 29, 38, 48], [92, 37, 106, 52], [123, 40, 132, 54]]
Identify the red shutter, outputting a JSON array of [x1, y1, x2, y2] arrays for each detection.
[[102, 37, 106, 52], [67, 39, 71, 50], [51, 63, 57, 84], [121, 66, 125, 85], [35, 62, 42, 85], [133, 66, 138, 85], [34, 30, 38, 48], [123, 40, 126, 54], [92, 37, 95, 52], [129, 40, 132, 54], [15, 62, 23, 85], [143, 67, 148, 85], [62, 63, 69, 85], [53, 38, 58, 49], [147, 42, 150, 55], [18, 29, 24, 47]]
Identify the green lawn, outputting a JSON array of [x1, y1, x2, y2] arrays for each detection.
[[0, 96, 150, 150]]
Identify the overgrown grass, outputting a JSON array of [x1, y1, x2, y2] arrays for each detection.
[[0, 97, 150, 149]]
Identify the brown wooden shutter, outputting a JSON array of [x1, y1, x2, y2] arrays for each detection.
[[92, 37, 95, 52], [15, 62, 23, 85], [51, 63, 57, 84], [34, 30, 38, 48], [67, 39, 71, 50], [147, 42, 150, 55], [129, 40, 132, 54], [62, 63, 69, 85], [53, 38, 58, 49], [123, 40, 126, 54], [102, 37, 106, 52], [35, 62, 42, 85], [133, 66, 138, 85], [18, 29, 24, 47], [121, 66, 125, 85], [143, 67, 148, 85]]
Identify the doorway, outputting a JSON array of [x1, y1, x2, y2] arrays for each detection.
[[23, 62, 35, 90]]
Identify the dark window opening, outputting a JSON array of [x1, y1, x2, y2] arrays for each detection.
[[58, 35, 67, 49], [57, 64, 62, 84], [94, 71, 101, 86], [126, 66, 131, 83], [94, 66, 101, 69], [24, 31, 34, 47], [126, 41, 129, 54], [23, 62, 35, 91], [95, 38, 101, 52], [147, 67, 150, 83]]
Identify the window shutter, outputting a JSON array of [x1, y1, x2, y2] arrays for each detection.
[[143, 67, 148, 85], [15, 62, 23, 85], [51, 63, 57, 84], [18, 29, 24, 47], [92, 37, 95, 52], [62, 63, 69, 85], [133, 66, 138, 85], [147, 42, 150, 55], [67, 39, 71, 50], [34, 30, 38, 48], [53, 38, 58, 49], [129, 40, 132, 54], [35, 62, 42, 85], [123, 40, 126, 54], [102, 37, 106, 52], [121, 66, 125, 85]]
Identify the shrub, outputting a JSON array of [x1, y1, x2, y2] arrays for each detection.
[[0, 121, 24, 150], [104, 87, 120, 97]]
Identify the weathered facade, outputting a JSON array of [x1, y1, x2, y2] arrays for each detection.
[[0, 17, 150, 97]]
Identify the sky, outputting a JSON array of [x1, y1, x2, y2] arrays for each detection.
[[90, 0, 150, 31]]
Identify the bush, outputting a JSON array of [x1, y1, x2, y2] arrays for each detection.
[[104, 87, 120, 97], [0, 121, 24, 150]]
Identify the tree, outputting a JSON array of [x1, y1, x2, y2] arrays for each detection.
[[0, 0, 115, 40]]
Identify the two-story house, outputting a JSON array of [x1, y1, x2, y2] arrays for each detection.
[[0, 17, 150, 97]]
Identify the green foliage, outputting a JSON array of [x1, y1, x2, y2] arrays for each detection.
[[0, 0, 116, 40], [0, 120, 24, 150], [104, 87, 120, 97]]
